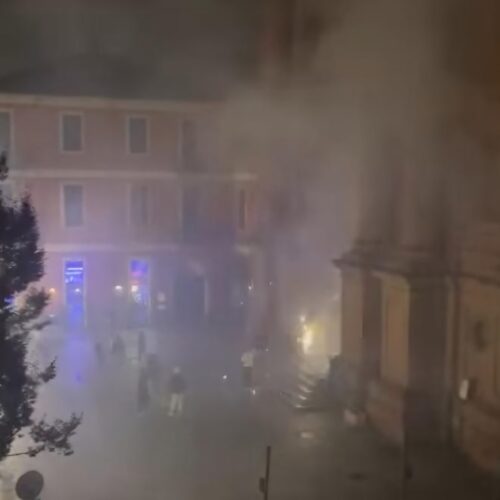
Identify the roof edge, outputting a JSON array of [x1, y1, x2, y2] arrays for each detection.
[[0, 92, 220, 113]]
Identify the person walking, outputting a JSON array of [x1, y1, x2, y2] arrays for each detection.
[[111, 333, 126, 360], [94, 340, 105, 366], [241, 348, 255, 389], [146, 353, 163, 404], [168, 367, 186, 417], [137, 330, 146, 364]]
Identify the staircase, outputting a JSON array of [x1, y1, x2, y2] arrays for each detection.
[[279, 369, 331, 411]]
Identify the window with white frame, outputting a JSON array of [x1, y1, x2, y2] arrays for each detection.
[[61, 113, 83, 152], [130, 184, 149, 226], [127, 116, 148, 154], [63, 184, 84, 227]]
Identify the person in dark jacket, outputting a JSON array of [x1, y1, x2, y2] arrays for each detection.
[[111, 333, 126, 360], [168, 367, 186, 417], [137, 330, 146, 363]]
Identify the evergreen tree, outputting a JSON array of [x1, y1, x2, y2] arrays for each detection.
[[0, 155, 81, 460]]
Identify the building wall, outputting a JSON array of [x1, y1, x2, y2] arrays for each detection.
[[11, 105, 180, 170], [257, 0, 500, 472], [0, 94, 263, 330], [445, 224, 500, 471]]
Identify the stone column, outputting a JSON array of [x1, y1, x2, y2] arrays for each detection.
[[338, 147, 400, 411], [367, 159, 448, 444]]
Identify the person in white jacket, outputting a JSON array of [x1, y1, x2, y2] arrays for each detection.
[[241, 349, 255, 389]]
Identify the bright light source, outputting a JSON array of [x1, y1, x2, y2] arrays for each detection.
[[74, 288, 81, 294], [130, 284, 139, 293], [222, 374, 228, 381], [248, 283, 254, 292], [251, 388, 257, 396], [300, 314, 306, 324], [48, 287, 56, 295], [114, 285, 123, 293], [302, 325, 314, 354]]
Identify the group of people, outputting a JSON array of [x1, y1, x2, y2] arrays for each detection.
[[95, 328, 263, 418], [95, 330, 188, 418], [94, 332, 126, 365], [137, 358, 187, 417], [136, 332, 188, 418]]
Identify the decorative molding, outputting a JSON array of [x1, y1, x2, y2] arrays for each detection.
[[44, 243, 179, 253], [43, 242, 258, 254], [9, 168, 257, 182], [0, 92, 216, 113]]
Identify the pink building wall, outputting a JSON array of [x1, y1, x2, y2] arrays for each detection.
[[0, 94, 263, 329]]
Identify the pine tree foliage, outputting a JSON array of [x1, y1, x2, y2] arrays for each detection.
[[0, 155, 81, 460]]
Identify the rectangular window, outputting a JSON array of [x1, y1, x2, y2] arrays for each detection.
[[61, 113, 83, 152], [130, 184, 149, 226], [0, 111, 11, 163], [63, 184, 83, 227], [180, 119, 197, 170], [238, 189, 247, 231], [181, 186, 200, 240], [127, 116, 148, 154]]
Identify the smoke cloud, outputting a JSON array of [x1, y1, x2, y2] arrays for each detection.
[[213, 0, 458, 354]]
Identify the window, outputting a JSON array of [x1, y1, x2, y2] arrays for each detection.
[[61, 113, 83, 152], [180, 119, 198, 170], [127, 116, 148, 154], [181, 186, 200, 240], [63, 185, 83, 227], [130, 184, 149, 226], [237, 189, 247, 231], [0, 111, 11, 164]]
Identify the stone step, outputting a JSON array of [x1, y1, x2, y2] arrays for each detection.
[[278, 370, 331, 411]]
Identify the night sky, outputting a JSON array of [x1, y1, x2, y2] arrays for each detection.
[[0, 0, 262, 85]]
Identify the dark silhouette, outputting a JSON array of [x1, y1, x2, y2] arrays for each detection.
[[111, 334, 126, 361], [94, 340, 105, 365], [0, 157, 81, 460], [137, 365, 150, 414], [168, 367, 186, 417]]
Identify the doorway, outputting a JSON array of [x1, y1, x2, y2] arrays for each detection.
[[173, 271, 206, 325], [129, 258, 150, 327], [64, 260, 85, 330]]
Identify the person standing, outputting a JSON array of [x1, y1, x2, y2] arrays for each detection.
[[94, 340, 105, 366], [168, 367, 186, 417], [146, 353, 163, 404], [241, 349, 255, 389], [111, 333, 126, 360]]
